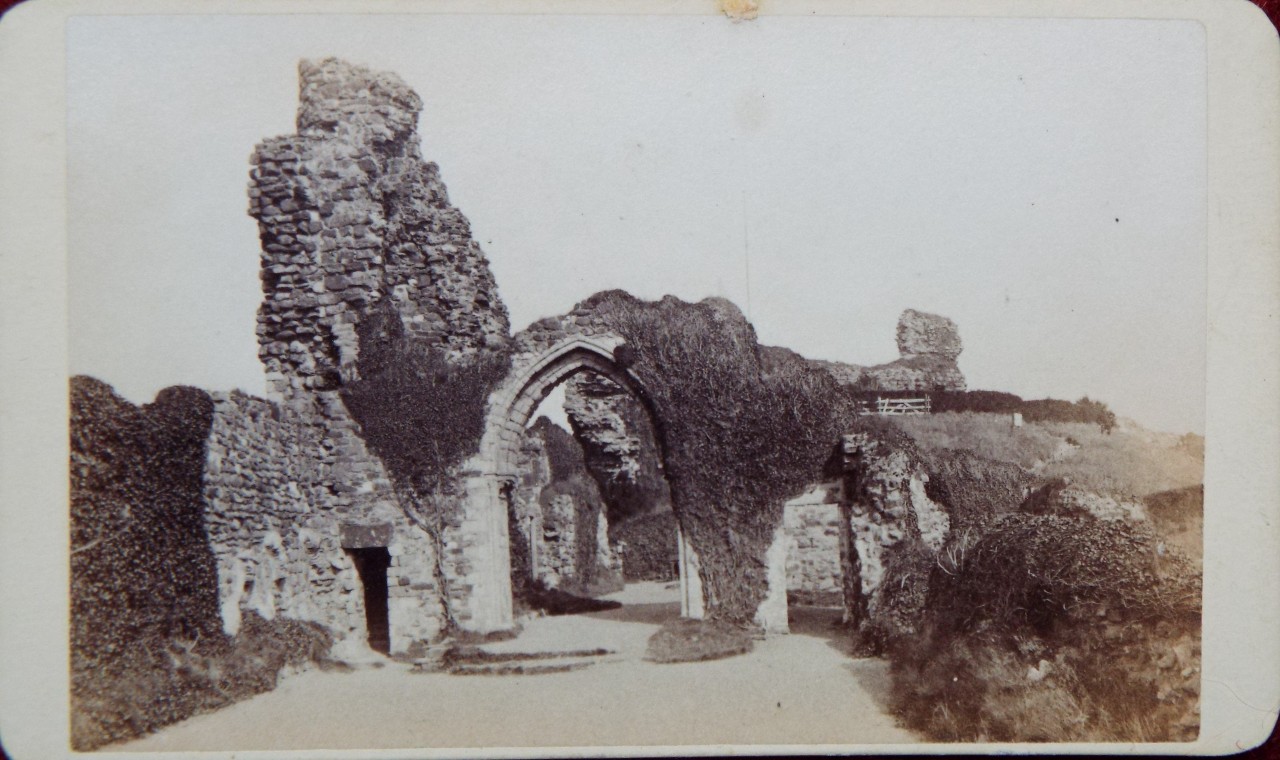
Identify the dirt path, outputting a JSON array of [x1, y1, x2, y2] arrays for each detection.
[[114, 583, 918, 752]]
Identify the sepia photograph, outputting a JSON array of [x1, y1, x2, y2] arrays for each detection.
[[1, 1, 1277, 757]]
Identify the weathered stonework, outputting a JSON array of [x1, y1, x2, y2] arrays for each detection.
[[839, 432, 951, 621], [203, 391, 446, 651], [80, 58, 991, 665], [249, 58, 509, 403], [783, 489, 845, 606], [507, 420, 623, 595], [817, 308, 966, 392], [563, 372, 672, 524]]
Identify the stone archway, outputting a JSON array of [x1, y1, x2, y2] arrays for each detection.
[[445, 335, 703, 633]]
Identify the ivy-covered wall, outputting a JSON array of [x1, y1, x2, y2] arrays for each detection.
[[559, 291, 860, 623], [69, 378, 334, 750]]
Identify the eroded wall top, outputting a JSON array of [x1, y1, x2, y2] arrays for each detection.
[[250, 58, 510, 402]]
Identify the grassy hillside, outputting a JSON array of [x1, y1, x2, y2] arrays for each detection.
[[865, 411, 1204, 742], [891, 412, 1203, 498]]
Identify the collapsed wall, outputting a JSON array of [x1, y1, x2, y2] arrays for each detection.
[[203, 391, 445, 650], [817, 308, 966, 392], [226, 57, 518, 646], [508, 417, 623, 596]]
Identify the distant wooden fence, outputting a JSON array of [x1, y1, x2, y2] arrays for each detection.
[[855, 396, 932, 416]]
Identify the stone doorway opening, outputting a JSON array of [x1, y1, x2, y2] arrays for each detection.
[[345, 547, 391, 654]]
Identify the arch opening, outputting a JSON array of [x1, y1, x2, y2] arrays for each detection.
[[451, 337, 701, 633]]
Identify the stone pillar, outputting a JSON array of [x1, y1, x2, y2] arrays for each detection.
[[447, 474, 514, 633], [676, 525, 704, 619], [753, 522, 790, 634]]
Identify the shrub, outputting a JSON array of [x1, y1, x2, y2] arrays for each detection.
[[887, 514, 1201, 742], [929, 391, 1117, 432], [645, 618, 754, 663], [919, 447, 1034, 532], [72, 611, 332, 750]]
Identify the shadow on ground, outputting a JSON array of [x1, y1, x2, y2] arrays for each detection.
[[788, 605, 898, 716], [583, 601, 681, 626]]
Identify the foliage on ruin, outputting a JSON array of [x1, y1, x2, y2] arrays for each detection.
[[68, 377, 332, 750], [340, 301, 511, 515], [887, 514, 1202, 742], [611, 509, 679, 582], [578, 291, 859, 623]]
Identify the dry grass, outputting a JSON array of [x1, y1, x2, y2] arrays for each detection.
[[892, 412, 1061, 469], [892, 413, 1203, 498]]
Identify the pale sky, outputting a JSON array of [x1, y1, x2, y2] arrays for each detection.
[[67, 13, 1206, 434]]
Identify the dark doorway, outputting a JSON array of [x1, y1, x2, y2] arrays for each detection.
[[345, 547, 391, 654]]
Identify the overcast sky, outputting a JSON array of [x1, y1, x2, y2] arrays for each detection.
[[67, 13, 1206, 434]]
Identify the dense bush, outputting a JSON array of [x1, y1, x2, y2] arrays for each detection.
[[929, 390, 1117, 432], [610, 509, 679, 582], [920, 448, 1034, 532], [858, 397, 1203, 741], [69, 378, 332, 749], [582, 292, 858, 622], [888, 514, 1202, 742]]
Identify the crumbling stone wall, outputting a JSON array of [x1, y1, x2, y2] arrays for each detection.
[[816, 308, 966, 392], [69, 378, 337, 749], [202, 391, 446, 651], [783, 487, 844, 606], [508, 418, 623, 596], [838, 430, 951, 623], [563, 373, 672, 526], [250, 57, 508, 400], [245, 58, 514, 637]]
